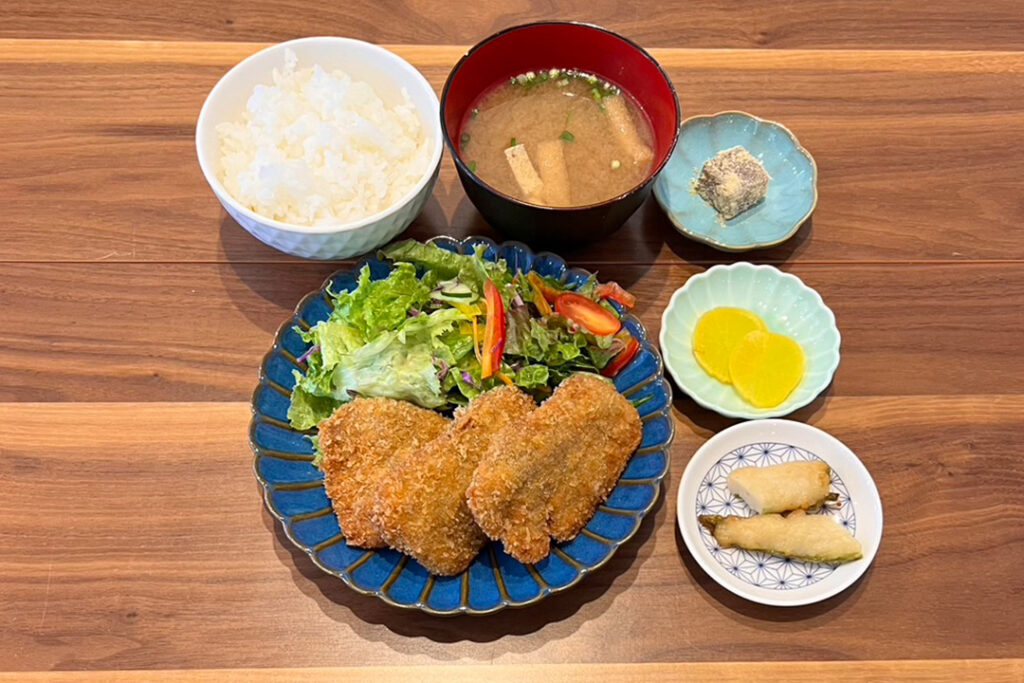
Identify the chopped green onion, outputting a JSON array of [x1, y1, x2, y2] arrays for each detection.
[[549, 68, 559, 79], [468, 161, 477, 173], [460, 132, 471, 145], [472, 108, 479, 118], [560, 130, 575, 143], [509, 137, 517, 147]]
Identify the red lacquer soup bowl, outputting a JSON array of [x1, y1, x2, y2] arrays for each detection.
[[440, 22, 681, 247]]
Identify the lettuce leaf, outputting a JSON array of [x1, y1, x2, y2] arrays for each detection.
[[287, 240, 625, 430], [287, 386, 342, 431], [514, 364, 549, 388], [330, 262, 432, 341], [287, 304, 474, 428], [381, 240, 512, 295], [330, 330, 446, 409]]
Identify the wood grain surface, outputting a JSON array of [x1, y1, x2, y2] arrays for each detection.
[[1, 3, 1023, 677], [2, 400, 1022, 670], [2, 42, 1024, 265], [1, 262, 1022, 402], [3, 660, 1024, 682], [3, 1, 1024, 50]]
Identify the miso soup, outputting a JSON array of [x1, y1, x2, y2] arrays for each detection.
[[458, 69, 655, 207]]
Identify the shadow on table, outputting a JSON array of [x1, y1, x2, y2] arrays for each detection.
[[673, 521, 872, 625], [261, 482, 665, 656], [670, 375, 834, 441], [215, 214, 338, 333], [646, 207, 814, 266]]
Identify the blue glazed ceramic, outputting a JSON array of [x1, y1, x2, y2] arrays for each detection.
[[251, 236, 674, 615], [653, 112, 817, 251]]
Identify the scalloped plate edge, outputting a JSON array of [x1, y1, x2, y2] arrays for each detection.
[[250, 235, 675, 615], [659, 262, 840, 419]]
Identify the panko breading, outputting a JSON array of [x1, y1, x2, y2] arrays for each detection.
[[371, 387, 536, 575], [467, 373, 643, 564], [317, 398, 449, 548]]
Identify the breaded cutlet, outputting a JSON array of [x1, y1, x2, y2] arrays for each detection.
[[467, 373, 642, 564], [317, 398, 449, 548], [371, 386, 536, 575]]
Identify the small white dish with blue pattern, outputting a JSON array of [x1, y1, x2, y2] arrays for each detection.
[[677, 419, 882, 606]]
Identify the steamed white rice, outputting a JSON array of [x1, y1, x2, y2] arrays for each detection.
[[217, 49, 430, 226]]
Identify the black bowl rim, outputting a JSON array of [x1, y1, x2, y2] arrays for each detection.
[[439, 20, 682, 213]]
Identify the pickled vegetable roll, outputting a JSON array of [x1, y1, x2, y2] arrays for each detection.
[[699, 511, 863, 564], [727, 461, 835, 514]]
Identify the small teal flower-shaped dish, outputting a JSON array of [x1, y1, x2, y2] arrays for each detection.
[[653, 112, 817, 251], [659, 262, 840, 419]]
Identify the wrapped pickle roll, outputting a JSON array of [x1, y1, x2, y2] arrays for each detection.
[[699, 511, 863, 564], [727, 461, 833, 514]]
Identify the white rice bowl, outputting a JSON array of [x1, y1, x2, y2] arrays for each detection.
[[216, 49, 431, 226]]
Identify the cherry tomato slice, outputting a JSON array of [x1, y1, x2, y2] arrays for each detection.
[[554, 292, 622, 337], [601, 336, 641, 377]]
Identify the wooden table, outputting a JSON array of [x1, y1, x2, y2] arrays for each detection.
[[2, 3, 1023, 680]]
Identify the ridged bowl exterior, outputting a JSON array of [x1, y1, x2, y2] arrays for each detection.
[[216, 164, 439, 260], [251, 236, 674, 615], [195, 36, 444, 260]]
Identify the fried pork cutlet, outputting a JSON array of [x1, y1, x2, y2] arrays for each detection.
[[317, 398, 449, 548], [371, 387, 536, 575], [467, 373, 643, 564]]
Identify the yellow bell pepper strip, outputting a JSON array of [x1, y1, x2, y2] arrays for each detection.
[[527, 271, 561, 304], [554, 292, 622, 337], [471, 316, 483, 364], [453, 302, 484, 318], [495, 370, 516, 388], [480, 279, 507, 379]]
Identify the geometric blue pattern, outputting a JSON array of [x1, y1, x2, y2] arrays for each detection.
[[695, 442, 856, 590]]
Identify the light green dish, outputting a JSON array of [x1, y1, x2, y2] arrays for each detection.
[[659, 263, 840, 419]]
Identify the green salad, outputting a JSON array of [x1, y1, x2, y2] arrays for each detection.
[[287, 240, 641, 430]]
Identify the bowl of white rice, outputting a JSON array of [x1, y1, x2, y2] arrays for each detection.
[[196, 37, 442, 259]]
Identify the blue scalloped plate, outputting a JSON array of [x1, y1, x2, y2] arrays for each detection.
[[250, 236, 674, 615]]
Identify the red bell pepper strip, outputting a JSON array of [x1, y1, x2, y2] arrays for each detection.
[[601, 336, 641, 377], [481, 279, 506, 379], [595, 281, 637, 309], [554, 292, 622, 337]]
